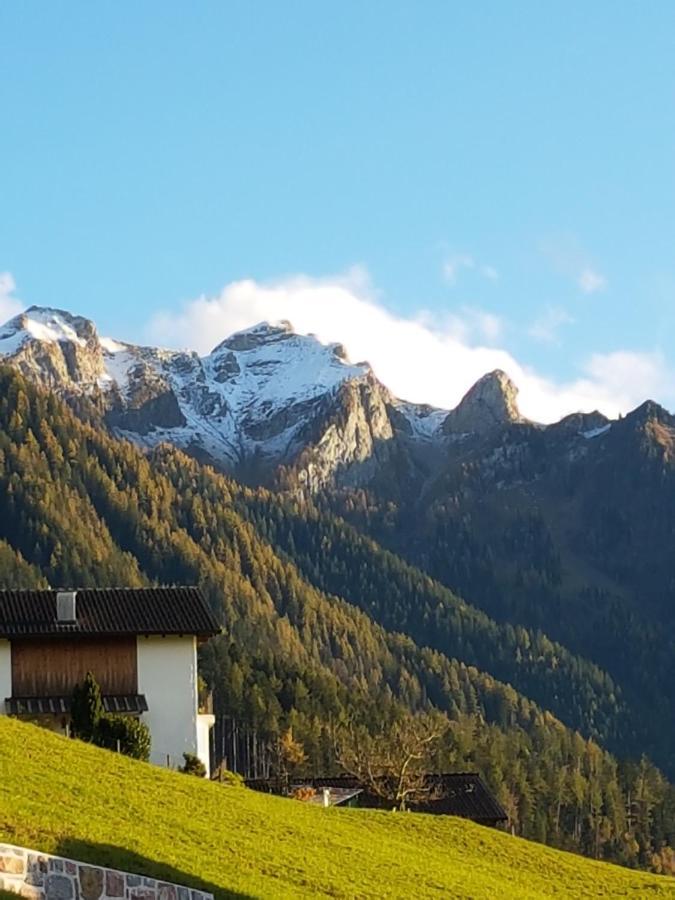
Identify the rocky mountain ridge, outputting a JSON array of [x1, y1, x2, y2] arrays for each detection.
[[0, 308, 381, 483], [0, 304, 657, 489]]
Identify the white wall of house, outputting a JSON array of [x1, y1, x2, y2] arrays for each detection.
[[197, 712, 215, 775], [0, 640, 11, 713], [136, 635, 201, 772], [2, 634, 214, 775]]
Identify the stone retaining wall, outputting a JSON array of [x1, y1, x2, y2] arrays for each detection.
[[0, 844, 214, 900]]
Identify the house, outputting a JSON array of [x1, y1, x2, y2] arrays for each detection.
[[315, 774, 508, 824], [247, 773, 508, 826], [0, 587, 220, 775]]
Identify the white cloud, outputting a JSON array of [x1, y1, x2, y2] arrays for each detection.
[[442, 254, 475, 285], [442, 254, 498, 286], [464, 309, 503, 343], [540, 236, 607, 295], [528, 306, 575, 344], [579, 267, 607, 294], [582, 350, 667, 404], [437, 307, 503, 345], [147, 268, 674, 422], [473, 310, 502, 342], [0, 272, 23, 323]]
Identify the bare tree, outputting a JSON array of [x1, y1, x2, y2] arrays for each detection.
[[335, 712, 448, 811]]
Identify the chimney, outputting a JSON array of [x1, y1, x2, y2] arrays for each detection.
[[56, 590, 77, 624]]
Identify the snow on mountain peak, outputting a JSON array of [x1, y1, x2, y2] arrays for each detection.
[[99, 336, 126, 354], [0, 306, 106, 389], [207, 319, 368, 412], [211, 319, 297, 354], [0, 303, 446, 478], [0, 306, 96, 355], [18, 306, 97, 344]]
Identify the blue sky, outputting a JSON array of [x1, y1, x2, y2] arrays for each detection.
[[2, 2, 675, 418]]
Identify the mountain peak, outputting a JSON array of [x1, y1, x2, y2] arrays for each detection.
[[211, 320, 297, 354], [622, 399, 675, 430], [210, 321, 360, 374], [0, 306, 100, 354], [629, 398, 670, 418], [0, 305, 105, 389], [443, 369, 523, 436]]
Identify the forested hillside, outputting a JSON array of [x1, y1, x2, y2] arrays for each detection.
[[0, 367, 674, 871], [234, 489, 626, 748], [317, 410, 675, 778]]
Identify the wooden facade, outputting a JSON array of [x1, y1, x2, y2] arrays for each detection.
[[11, 637, 138, 697]]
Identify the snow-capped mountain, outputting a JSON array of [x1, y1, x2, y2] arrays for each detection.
[[0, 305, 614, 490], [0, 307, 452, 485]]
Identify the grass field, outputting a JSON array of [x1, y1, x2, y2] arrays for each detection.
[[0, 717, 673, 899]]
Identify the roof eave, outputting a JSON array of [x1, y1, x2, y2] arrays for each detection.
[[0, 628, 222, 640]]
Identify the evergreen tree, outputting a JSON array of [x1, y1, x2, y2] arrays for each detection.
[[71, 672, 104, 741]]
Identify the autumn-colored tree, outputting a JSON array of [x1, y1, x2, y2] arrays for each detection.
[[335, 712, 448, 811], [278, 727, 307, 782]]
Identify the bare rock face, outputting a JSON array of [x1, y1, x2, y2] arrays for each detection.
[[294, 374, 396, 491], [106, 388, 187, 435], [442, 370, 523, 436], [0, 307, 107, 388]]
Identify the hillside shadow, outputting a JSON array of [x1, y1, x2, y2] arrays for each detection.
[[56, 838, 257, 900]]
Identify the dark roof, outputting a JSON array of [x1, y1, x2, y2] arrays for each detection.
[[290, 773, 507, 823], [0, 588, 221, 639], [5, 694, 149, 716], [422, 773, 508, 822]]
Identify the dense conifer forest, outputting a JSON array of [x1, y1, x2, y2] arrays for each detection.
[[315, 430, 675, 780], [0, 367, 674, 872]]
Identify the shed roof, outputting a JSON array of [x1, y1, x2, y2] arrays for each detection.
[[0, 588, 221, 639], [307, 773, 508, 822], [422, 773, 508, 821]]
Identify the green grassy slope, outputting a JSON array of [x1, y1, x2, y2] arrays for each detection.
[[1, 719, 672, 899]]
